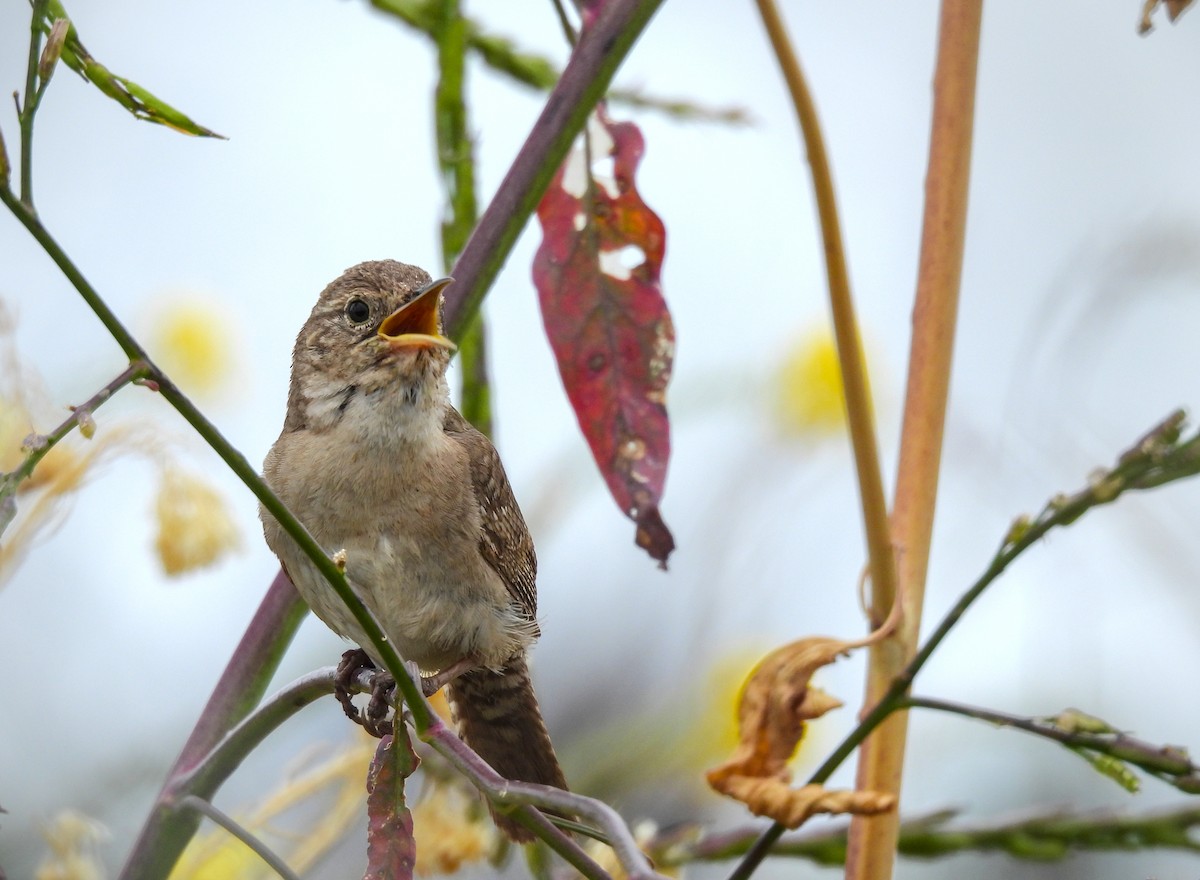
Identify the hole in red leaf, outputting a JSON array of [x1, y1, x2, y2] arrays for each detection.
[[591, 157, 620, 198], [598, 245, 646, 280], [587, 352, 608, 375], [562, 150, 588, 198]]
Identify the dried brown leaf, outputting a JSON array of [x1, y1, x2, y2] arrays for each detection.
[[707, 637, 855, 787], [710, 777, 894, 828], [706, 635, 898, 828]]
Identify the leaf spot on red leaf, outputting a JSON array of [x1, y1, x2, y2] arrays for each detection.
[[587, 352, 608, 375], [620, 436, 647, 461]]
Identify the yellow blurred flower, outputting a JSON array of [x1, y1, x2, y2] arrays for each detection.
[[154, 468, 241, 575], [774, 326, 872, 437], [412, 781, 494, 876], [35, 810, 109, 880], [147, 295, 237, 398]]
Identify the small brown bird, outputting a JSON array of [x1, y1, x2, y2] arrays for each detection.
[[260, 260, 566, 840]]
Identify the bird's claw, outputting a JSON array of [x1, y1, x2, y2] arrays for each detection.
[[363, 670, 396, 738], [332, 650, 479, 735], [333, 648, 395, 738]]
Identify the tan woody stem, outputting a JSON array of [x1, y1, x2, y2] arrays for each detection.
[[845, 3, 983, 878]]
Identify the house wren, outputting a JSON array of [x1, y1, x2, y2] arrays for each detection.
[[260, 260, 566, 840]]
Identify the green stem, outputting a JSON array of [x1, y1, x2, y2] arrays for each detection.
[[455, 316, 492, 434], [19, 0, 50, 206], [903, 696, 1200, 791], [2, 186, 144, 361], [432, 0, 492, 435]]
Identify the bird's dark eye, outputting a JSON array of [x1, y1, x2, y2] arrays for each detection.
[[345, 298, 370, 324]]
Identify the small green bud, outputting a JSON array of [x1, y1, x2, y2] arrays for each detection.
[[1081, 751, 1140, 793], [1004, 514, 1032, 546], [1087, 467, 1122, 502], [1049, 707, 1115, 735], [38, 19, 70, 85]]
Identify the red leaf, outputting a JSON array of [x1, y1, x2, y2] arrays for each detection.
[[533, 106, 675, 567], [364, 733, 419, 880]]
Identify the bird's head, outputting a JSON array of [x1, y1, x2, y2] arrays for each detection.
[[286, 260, 456, 432]]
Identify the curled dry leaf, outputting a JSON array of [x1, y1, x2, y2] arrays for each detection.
[[712, 779, 894, 829], [706, 636, 896, 828], [533, 105, 675, 568]]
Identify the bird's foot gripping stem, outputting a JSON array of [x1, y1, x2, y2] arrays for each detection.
[[334, 648, 396, 738], [333, 649, 480, 737]]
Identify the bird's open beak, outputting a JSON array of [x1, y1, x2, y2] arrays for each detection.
[[378, 277, 457, 351]]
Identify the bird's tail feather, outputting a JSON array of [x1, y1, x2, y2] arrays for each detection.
[[447, 653, 567, 842]]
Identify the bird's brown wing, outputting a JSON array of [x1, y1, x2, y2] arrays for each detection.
[[443, 407, 538, 623]]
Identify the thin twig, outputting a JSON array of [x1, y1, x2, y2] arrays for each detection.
[[550, 0, 578, 46], [0, 360, 148, 500], [177, 795, 301, 880], [19, 0, 50, 206], [904, 696, 1200, 793], [750, 0, 895, 627], [846, 3, 984, 877]]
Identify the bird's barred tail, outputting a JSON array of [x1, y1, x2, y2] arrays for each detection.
[[447, 653, 567, 842]]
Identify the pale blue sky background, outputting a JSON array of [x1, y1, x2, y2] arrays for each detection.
[[2, 2, 1200, 878]]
